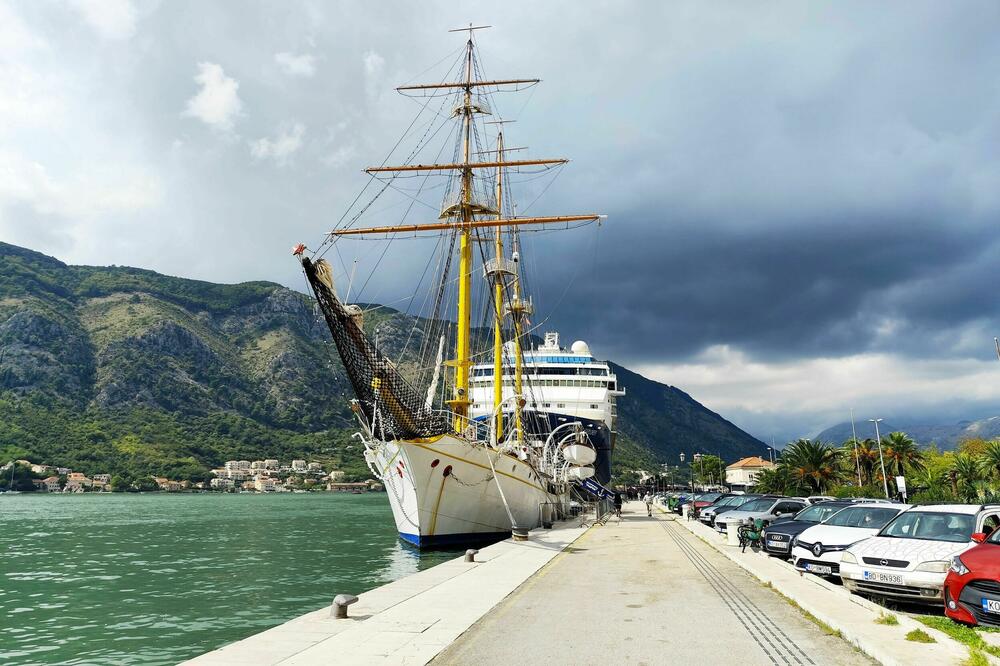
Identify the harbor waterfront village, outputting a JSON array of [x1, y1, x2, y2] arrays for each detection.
[[1, 458, 383, 493]]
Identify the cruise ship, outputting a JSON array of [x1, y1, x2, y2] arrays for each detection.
[[469, 332, 624, 483]]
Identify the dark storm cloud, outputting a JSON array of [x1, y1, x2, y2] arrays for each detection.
[[536, 210, 999, 366], [7, 0, 1000, 438]]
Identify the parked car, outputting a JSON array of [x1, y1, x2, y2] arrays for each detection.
[[791, 503, 907, 578], [679, 492, 723, 515], [762, 500, 856, 558], [699, 494, 756, 527], [944, 525, 1000, 626], [806, 495, 836, 504], [715, 496, 808, 534], [841, 504, 1000, 604]]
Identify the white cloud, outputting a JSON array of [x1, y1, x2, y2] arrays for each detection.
[[0, 150, 162, 219], [274, 52, 316, 78], [69, 0, 137, 41], [250, 122, 306, 165], [182, 62, 243, 131], [363, 50, 385, 100], [322, 144, 355, 168], [636, 345, 1000, 440]]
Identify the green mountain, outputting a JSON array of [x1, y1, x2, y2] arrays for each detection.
[[0, 242, 766, 482]]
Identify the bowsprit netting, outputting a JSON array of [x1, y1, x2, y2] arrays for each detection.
[[301, 256, 450, 441]]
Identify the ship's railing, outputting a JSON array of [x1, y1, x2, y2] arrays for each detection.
[[537, 500, 576, 528], [439, 191, 498, 219], [483, 256, 517, 278]]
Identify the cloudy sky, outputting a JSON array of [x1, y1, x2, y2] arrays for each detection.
[[4, 0, 1000, 442]]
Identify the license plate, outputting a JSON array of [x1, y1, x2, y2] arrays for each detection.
[[983, 599, 1000, 614], [767, 539, 788, 550], [863, 570, 903, 584], [805, 563, 832, 575]]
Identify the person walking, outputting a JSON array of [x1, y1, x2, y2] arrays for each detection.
[[613, 491, 623, 518], [643, 492, 653, 517]]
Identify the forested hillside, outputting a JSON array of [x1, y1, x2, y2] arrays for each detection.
[[0, 242, 765, 482]]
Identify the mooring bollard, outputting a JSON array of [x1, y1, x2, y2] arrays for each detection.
[[511, 527, 529, 541], [464, 548, 479, 562], [332, 593, 358, 619], [726, 522, 740, 547]]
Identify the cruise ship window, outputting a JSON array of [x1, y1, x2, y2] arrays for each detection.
[[590, 404, 599, 409], [557, 403, 565, 408]]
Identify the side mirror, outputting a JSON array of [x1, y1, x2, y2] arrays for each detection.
[[972, 532, 988, 543]]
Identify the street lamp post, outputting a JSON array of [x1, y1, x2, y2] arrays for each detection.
[[850, 408, 862, 486], [869, 418, 890, 499]]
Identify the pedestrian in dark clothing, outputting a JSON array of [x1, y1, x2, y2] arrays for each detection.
[[613, 491, 623, 518]]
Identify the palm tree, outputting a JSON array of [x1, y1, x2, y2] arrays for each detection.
[[779, 439, 844, 494], [981, 440, 1000, 482], [753, 467, 793, 495], [952, 453, 982, 502], [853, 438, 879, 486], [840, 438, 865, 484], [883, 431, 925, 477]]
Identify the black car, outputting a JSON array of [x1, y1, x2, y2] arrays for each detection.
[[761, 501, 854, 558]]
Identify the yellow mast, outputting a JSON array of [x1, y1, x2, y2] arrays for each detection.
[[447, 35, 475, 434], [491, 130, 505, 440], [510, 236, 528, 445]]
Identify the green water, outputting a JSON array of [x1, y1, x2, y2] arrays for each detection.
[[0, 493, 454, 665]]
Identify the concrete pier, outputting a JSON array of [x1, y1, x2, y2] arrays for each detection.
[[436, 503, 871, 665], [182, 517, 590, 665]]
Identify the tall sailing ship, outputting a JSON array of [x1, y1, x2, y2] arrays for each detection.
[[294, 27, 619, 547]]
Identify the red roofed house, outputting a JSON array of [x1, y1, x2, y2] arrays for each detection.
[[725, 456, 776, 490]]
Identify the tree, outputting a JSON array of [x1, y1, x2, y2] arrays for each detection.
[[980, 440, 1000, 482], [693, 454, 725, 486], [882, 431, 924, 478], [852, 438, 880, 487], [0, 463, 37, 491], [779, 439, 843, 494], [952, 454, 982, 502], [753, 466, 793, 495]]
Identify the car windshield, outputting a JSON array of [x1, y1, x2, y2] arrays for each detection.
[[880, 511, 976, 543], [825, 506, 902, 528], [794, 503, 846, 523], [736, 498, 775, 513], [697, 493, 722, 502], [717, 495, 748, 507]]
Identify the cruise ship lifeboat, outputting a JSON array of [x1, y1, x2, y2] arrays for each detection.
[[562, 444, 597, 466]]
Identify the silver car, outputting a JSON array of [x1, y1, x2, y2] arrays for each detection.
[[715, 497, 809, 533]]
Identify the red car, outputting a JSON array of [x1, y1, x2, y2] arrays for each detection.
[[944, 528, 1000, 627]]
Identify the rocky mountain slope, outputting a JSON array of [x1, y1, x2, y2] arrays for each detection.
[[0, 242, 767, 480], [815, 417, 1000, 450]]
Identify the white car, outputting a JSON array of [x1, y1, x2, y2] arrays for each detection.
[[792, 503, 906, 577], [841, 504, 1000, 604]]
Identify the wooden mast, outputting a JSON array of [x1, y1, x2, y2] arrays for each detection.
[[491, 129, 505, 441]]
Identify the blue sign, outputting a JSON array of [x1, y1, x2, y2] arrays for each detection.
[[579, 477, 615, 500]]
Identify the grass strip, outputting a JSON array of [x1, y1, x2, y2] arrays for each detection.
[[916, 616, 1000, 659], [905, 628, 936, 643]]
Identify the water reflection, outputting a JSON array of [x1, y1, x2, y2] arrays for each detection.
[[0, 493, 453, 666]]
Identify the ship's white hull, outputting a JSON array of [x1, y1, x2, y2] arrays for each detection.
[[369, 434, 564, 547]]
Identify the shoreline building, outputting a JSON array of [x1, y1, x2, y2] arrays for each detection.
[[725, 456, 777, 491]]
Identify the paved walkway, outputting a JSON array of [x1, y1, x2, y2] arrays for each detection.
[[435, 502, 872, 666], [182, 518, 590, 665]]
